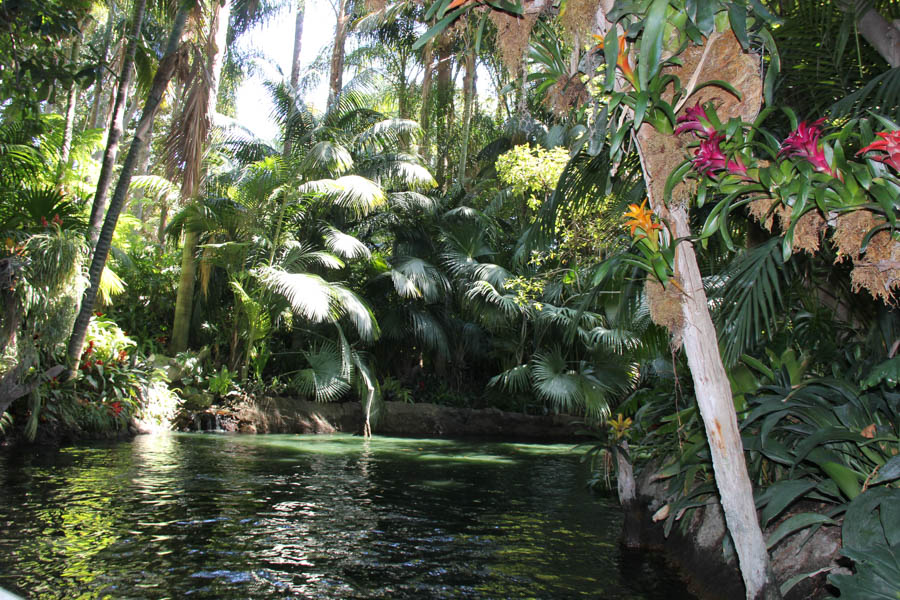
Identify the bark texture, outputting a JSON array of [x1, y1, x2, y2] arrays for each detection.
[[632, 30, 780, 600], [419, 38, 434, 164], [327, 0, 349, 111], [67, 6, 191, 370], [170, 0, 232, 354], [836, 0, 900, 67], [87, 0, 147, 246]]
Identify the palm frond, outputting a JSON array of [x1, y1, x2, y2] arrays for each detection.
[[488, 364, 532, 393], [257, 267, 334, 323], [323, 226, 371, 260], [390, 256, 449, 302], [331, 285, 380, 342], [296, 341, 352, 402], [713, 238, 787, 367], [299, 140, 354, 176], [298, 175, 387, 216], [408, 308, 450, 358]]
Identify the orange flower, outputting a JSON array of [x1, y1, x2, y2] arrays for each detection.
[[623, 199, 662, 239], [593, 33, 637, 88]]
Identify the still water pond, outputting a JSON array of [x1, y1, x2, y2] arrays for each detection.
[[0, 434, 695, 599]]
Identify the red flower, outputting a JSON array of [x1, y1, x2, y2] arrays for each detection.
[[691, 134, 749, 178], [40, 216, 48, 227], [82, 361, 93, 370], [778, 118, 834, 175], [117, 349, 128, 362], [857, 130, 900, 172], [110, 401, 123, 416], [52, 214, 62, 226], [675, 103, 717, 138], [95, 359, 103, 366], [85, 340, 94, 355]]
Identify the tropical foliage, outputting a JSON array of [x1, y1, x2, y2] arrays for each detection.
[[1, 0, 899, 597]]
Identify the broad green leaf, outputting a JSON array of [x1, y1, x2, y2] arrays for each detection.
[[767, 512, 836, 549]]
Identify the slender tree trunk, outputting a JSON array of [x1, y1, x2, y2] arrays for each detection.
[[90, 2, 117, 130], [66, 5, 191, 370], [457, 48, 476, 185], [434, 36, 452, 185], [57, 33, 84, 183], [87, 0, 147, 246], [284, 0, 305, 158], [290, 1, 305, 89], [633, 37, 780, 598], [327, 0, 349, 111], [835, 0, 900, 67], [419, 37, 434, 165], [170, 0, 232, 354], [588, 0, 780, 594]]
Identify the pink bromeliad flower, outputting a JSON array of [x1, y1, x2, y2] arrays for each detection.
[[691, 134, 748, 178], [857, 130, 900, 172], [675, 103, 717, 138], [778, 118, 834, 175]]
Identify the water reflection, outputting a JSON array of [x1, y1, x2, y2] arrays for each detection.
[[0, 434, 694, 599]]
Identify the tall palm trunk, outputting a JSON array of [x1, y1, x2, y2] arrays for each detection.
[[289, 1, 305, 89], [457, 47, 475, 185], [57, 32, 84, 183], [89, 2, 117, 130], [87, 0, 148, 246], [283, 0, 305, 158], [327, 0, 349, 111], [169, 0, 233, 354], [434, 35, 452, 186], [66, 5, 192, 370], [418, 37, 434, 164]]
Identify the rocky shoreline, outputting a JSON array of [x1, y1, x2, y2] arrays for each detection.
[[173, 397, 585, 441]]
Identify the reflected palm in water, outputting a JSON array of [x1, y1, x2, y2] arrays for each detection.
[[0, 434, 695, 599]]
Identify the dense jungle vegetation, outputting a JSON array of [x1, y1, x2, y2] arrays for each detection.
[[1, 0, 899, 597]]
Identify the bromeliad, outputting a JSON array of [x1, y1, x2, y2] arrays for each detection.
[[857, 130, 900, 172]]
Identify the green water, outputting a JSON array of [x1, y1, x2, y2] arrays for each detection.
[[0, 434, 695, 599]]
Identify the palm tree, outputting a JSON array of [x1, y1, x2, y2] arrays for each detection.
[[66, 1, 194, 371]]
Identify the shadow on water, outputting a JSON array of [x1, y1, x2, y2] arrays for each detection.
[[0, 433, 696, 599]]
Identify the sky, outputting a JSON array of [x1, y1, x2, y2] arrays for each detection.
[[234, 0, 336, 142]]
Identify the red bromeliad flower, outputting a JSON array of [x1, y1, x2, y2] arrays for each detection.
[[857, 130, 900, 172], [110, 401, 123, 416], [691, 134, 749, 178], [778, 118, 834, 175], [675, 103, 717, 138]]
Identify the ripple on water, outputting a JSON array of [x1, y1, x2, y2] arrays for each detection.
[[0, 434, 696, 599]]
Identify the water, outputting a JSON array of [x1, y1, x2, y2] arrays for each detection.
[[0, 434, 695, 599]]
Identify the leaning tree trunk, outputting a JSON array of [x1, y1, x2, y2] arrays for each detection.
[[326, 0, 349, 111], [169, 0, 232, 354], [66, 5, 191, 370], [631, 29, 781, 600], [87, 0, 147, 246]]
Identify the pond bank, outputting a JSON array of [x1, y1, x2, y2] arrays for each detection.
[[626, 461, 846, 600], [173, 397, 585, 442]]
